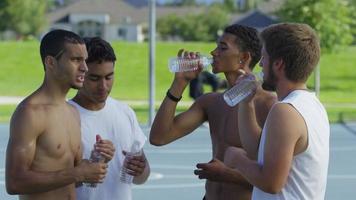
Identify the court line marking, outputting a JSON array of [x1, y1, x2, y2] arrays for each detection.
[[133, 182, 204, 189], [150, 165, 196, 170], [328, 175, 356, 179], [145, 149, 211, 153], [330, 146, 356, 152]]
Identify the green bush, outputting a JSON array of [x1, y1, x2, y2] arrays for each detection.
[[277, 0, 354, 52]]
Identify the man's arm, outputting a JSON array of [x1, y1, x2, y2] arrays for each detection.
[[150, 50, 206, 146], [238, 88, 276, 159], [195, 103, 306, 193], [234, 103, 306, 193], [5, 106, 107, 194]]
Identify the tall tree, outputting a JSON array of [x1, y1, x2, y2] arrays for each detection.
[[4, 0, 48, 39], [0, 0, 10, 31], [278, 0, 354, 52]]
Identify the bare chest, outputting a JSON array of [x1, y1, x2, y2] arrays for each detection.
[[36, 110, 81, 163], [207, 105, 242, 157]]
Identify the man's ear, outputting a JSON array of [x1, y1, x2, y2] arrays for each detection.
[[272, 58, 285, 74], [44, 56, 56, 71], [239, 52, 252, 69]]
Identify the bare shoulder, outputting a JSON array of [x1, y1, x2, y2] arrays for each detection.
[[66, 102, 80, 121], [11, 98, 46, 130], [268, 103, 304, 125], [253, 89, 277, 126], [194, 92, 222, 107], [255, 89, 277, 108], [266, 103, 306, 141]]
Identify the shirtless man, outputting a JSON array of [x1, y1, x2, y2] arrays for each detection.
[[5, 29, 107, 200], [150, 24, 276, 200], [195, 23, 329, 200]]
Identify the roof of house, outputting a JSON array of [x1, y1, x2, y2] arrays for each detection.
[[231, 9, 279, 29], [49, 0, 204, 25]]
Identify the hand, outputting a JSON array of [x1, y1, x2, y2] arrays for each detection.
[[94, 138, 115, 163], [194, 158, 228, 182], [174, 49, 203, 83], [76, 159, 108, 183], [122, 151, 146, 177]]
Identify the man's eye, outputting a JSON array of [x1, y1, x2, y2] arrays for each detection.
[[72, 58, 82, 62], [89, 77, 99, 81], [218, 46, 227, 50], [105, 75, 113, 80]]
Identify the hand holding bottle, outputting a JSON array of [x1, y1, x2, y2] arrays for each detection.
[[170, 49, 211, 87], [122, 150, 146, 177], [120, 141, 144, 184], [93, 135, 115, 163], [169, 50, 212, 72], [85, 134, 107, 187]]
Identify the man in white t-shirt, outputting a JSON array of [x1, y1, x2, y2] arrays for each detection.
[[194, 23, 329, 200], [69, 37, 150, 200]]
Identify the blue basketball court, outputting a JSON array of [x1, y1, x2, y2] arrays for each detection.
[[0, 122, 355, 199]]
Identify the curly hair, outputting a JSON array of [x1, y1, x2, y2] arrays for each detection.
[[224, 24, 262, 70]]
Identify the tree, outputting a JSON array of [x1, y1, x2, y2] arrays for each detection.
[[164, 0, 198, 6], [157, 5, 229, 42], [1, 0, 48, 39], [277, 0, 354, 52], [0, 0, 10, 31]]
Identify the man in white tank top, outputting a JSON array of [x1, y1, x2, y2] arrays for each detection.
[[194, 23, 329, 200]]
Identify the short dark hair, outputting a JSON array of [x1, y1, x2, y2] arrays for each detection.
[[40, 29, 84, 68], [260, 23, 320, 82], [84, 37, 116, 64], [224, 24, 262, 69]]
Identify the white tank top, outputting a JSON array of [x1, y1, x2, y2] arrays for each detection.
[[252, 90, 330, 200]]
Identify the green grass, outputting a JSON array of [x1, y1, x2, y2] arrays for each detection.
[[0, 41, 355, 124]]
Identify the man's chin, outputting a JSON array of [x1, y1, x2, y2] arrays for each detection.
[[70, 84, 82, 90], [95, 95, 108, 103], [262, 82, 276, 91]]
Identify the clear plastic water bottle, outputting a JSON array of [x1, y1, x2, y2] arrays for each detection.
[[120, 141, 142, 184], [223, 72, 263, 107], [168, 56, 212, 72], [85, 135, 105, 188]]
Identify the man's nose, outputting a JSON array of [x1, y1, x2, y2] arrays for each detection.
[[80, 61, 88, 73], [210, 48, 217, 56], [98, 79, 108, 89]]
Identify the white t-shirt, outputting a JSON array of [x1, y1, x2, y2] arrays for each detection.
[[69, 97, 147, 200], [252, 90, 330, 200]]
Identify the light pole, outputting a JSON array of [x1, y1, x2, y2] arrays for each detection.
[[148, 0, 156, 126]]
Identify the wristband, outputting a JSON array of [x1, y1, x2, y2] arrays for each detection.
[[166, 89, 182, 102]]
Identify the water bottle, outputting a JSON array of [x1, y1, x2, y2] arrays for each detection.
[[120, 141, 142, 184], [168, 55, 212, 72], [85, 134, 105, 188], [223, 72, 263, 107]]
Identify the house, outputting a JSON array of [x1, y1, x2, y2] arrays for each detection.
[[48, 0, 203, 42]]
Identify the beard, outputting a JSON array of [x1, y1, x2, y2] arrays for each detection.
[[262, 64, 277, 91]]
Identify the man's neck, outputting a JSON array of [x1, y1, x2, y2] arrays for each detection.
[[38, 80, 70, 104], [72, 94, 106, 111], [276, 81, 308, 101]]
